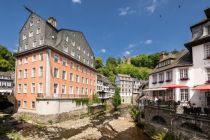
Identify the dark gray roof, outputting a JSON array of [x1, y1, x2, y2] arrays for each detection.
[[150, 49, 192, 74]]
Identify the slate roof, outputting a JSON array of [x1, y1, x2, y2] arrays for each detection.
[[150, 49, 192, 75]]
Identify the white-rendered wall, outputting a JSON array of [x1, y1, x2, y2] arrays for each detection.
[[36, 99, 85, 115]]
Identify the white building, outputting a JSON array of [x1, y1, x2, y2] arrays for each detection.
[[116, 74, 133, 104], [148, 8, 210, 108], [96, 74, 115, 102], [116, 74, 144, 104]]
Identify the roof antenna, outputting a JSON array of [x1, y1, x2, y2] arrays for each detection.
[[24, 5, 34, 13]]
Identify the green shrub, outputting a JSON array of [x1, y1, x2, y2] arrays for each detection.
[[129, 105, 140, 122]]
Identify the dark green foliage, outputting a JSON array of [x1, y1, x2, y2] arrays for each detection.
[[112, 87, 121, 110], [75, 98, 89, 106], [92, 94, 101, 104], [129, 105, 140, 122], [164, 132, 175, 140], [94, 57, 103, 69], [0, 45, 15, 71]]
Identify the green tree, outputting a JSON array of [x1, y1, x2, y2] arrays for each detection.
[[0, 45, 15, 71], [94, 57, 103, 69], [129, 105, 140, 122], [112, 87, 121, 110]]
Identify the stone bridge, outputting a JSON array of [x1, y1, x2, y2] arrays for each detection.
[[144, 106, 210, 139], [0, 94, 15, 112]]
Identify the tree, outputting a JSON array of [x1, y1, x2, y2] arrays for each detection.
[[112, 87, 121, 110], [94, 57, 103, 69], [0, 45, 15, 71]]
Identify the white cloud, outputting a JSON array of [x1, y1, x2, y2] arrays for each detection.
[[123, 51, 131, 56], [101, 49, 106, 53], [145, 39, 152, 44], [147, 0, 157, 14], [118, 7, 135, 16], [72, 0, 82, 4], [128, 43, 136, 49]]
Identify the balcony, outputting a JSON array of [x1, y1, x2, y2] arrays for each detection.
[[180, 77, 189, 81]]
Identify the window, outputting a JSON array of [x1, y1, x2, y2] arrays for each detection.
[[207, 68, 210, 82], [54, 68, 59, 78], [32, 55, 36, 62], [90, 80, 92, 86], [23, 34, 26, 40], [38, 83, 43, 93], [30, 20, 33, 26], [66, 36, 69, 42], [39, 66, 43, 77], [31, 68, 36, 77], [62, 58, 67, 66], [77, 54, 80, 60], [25, 44, 28, 50], [69, 86, 73, 94], [71, 50, 75, 56], [19, 58, 22, 65], [23, 101, 27, 108], [76, 75, 79, 82], [180, 69, 188, 80], [54, 83, 58, 94], [31, 83, 35, 93], [18, 70, 22, 79], [85, 88, 88, 95], [36, 28, 41, 34], [33, 40, 37, 47], [18, 84, 21, 93], [19, 47, 22, 52], [24, 69, 28, 78], [86, 78, 88, 85], [62, 71, 67, 80], [70, 73, 73, 81], [29, 31, 33, 37], [25, 57, 28, 63], [18, 100, 21, 107], [82, 87, 84, 95], [32, 101, 35, 109], [159, 73, 164, 83], [62, 85, 66, 94], [90, 89, 92, 95], [54, 55, 59, 63], [76, 65, 79, 71], [23, 84, 27, 93], [152, 74, 157, 84], [63, 46, 68, 52], [204, 43, 210, 59], [166, 71, 172, 81], [39, 38, 44, 45], [82, 77, 84, 83], [70, 62, 74, 69], [180, 89, 189, 101], [39, 53, 43, 61], [76, 87, 79, 94]]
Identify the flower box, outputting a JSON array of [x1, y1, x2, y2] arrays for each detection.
[[166, 79, 172, 82], [180, 77, 189, 81], [159, 81, 164, 83], [152, 82, 157, 84], [206, 56, 210, 59], [206, 80, 210, 83]]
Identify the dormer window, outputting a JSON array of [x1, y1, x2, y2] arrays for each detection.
[[33, 40, 37, 47], [36, 28, 41, 34], [71, 50, 75, 56], [39, 38, 44, 45], [30, 20, 33, 26], [23, 34, 26, 40], [29, 31, 33, 37], [65, 36, 69, 42], [71, 40, 75, 46], [63, 46, 68, 53], [25, 44, 28, 50]]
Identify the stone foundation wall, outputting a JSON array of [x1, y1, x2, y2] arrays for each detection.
[[14, 108, 88, 124]]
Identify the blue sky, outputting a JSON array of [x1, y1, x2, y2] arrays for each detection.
[[0, 0, 210, 61]]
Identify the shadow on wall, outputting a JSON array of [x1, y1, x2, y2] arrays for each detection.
[[151, 115, 167, 126]]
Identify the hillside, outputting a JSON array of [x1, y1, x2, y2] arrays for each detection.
[[0, 45, 15, 72]]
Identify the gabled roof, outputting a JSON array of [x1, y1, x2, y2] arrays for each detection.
[[150, 49, 192, 75]]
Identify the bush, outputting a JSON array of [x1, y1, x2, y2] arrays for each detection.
[[129, 105, 140, 122]]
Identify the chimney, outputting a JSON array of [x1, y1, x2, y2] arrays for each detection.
[[47, 17, 57, 27], [159, 53, 167, 60], [204, 8, 210, 18]]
